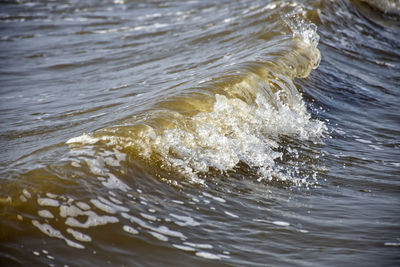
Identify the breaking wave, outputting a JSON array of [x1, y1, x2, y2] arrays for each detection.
[[67, 3, 327, 185]]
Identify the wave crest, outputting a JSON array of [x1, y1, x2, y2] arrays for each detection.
[[67, 2, 326, 186]]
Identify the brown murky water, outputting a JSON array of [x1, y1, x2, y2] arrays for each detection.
[[1, 0, 399, 266]]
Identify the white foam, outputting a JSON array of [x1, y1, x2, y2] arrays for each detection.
[[71, 161, 81, 167], [65, 210, 119, 228], [103, 149, 126, 167], [108, 196, 123, 205], [149, 231, 168, 242], [122, 212, 186, 239], [90, 196, 129, 214], [66, 228, 92, 242], [265, 2, 278, 10], [384, 242, 400, 247], [65, 239, 85, 249], [272, 221, 290, 226], [202, 192, 226, 203], [283, 6, 320, 48], [59, 204, 83, 218], [22, 189, 31, 198], [104, 157, 121, 167], [46, 193, 58, 198], [38, 209, 54, 219], [66, 134, 99, 145], [155, 225, 186, 239], [369, 144, 383, 150], [66, 26, 325, 187], [85, 158, 105, 176], [102, 173, 131, 192], [224, 211, 239, 218], [90, 199, 116, 214], [356, 138, 372, 144], [195, 251, 221, 260], [140, 212, 157, 221], [123, 225, 139, 235], [147, 93, 326, 185], [173, 244, 196, 252], [32, 220, 84, 249], [76, 202, 90, 210], [37, 198, 59, 207], [184, 242, 213, 249], [170, 213, 200, 226]]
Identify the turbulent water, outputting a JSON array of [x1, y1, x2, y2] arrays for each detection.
[[1, 0, 399, 266]]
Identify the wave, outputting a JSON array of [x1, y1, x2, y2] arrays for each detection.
[[67, 2, 327, 185], [357, 0, 400, 16], [350, 0, 400, 29]]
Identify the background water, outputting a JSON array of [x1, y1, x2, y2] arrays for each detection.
[[1, 0, 399, 266]]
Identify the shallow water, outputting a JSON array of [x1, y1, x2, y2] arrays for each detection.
[[1, 0, 399, 266]]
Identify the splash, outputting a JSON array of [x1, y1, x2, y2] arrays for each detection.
[[66, 2, 326, 186], [283, 5, 320, 48]]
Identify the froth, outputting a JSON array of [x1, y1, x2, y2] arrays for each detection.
[[65, 2, 326, 186], [144, 91, 326, 184], [68, 86, 326, 186], [283, 5, 320, 48]]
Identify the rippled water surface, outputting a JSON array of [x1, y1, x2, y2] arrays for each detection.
[[1, 0, 399, 266]]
